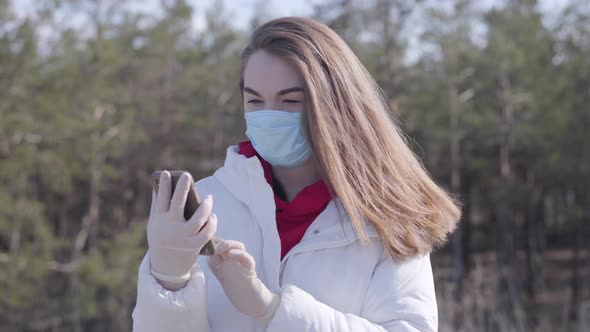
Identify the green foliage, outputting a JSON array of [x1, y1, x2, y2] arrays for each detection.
[[0, 0, 588, 330]]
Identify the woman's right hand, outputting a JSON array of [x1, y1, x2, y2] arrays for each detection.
[[147, 171, 217, 288]]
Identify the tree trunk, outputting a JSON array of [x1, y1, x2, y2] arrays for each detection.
[[448, 83, 464, 306], [497, 69, 524, 330], [568, 189, 581, 324]]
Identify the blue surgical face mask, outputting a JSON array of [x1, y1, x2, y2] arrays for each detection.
[[245, 110, 312, 168]]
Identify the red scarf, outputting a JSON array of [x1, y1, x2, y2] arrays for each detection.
[[237, 141, 332, 260]]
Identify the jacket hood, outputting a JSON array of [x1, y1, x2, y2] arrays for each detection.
[[212, 144, 379, 243]]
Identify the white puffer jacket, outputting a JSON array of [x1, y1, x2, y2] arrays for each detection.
[[132, 144, 438, 332]]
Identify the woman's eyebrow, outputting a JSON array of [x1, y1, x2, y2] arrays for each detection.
[[243, 86, 305, 97]]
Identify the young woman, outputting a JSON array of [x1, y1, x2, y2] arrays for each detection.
[[132, 16, 460, 332]]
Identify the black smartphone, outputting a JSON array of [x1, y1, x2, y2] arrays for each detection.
[[152, 170, 216, 255]]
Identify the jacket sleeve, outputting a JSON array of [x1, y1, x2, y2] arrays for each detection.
[[131, 250, 211, 332], [265, 252, 438, 332]]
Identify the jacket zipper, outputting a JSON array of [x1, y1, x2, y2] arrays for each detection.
[[277, 237, 359, 286]]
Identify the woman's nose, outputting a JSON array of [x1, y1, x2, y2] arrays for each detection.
[[264, 101, 281, 110]]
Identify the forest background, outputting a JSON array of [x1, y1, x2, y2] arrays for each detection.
[[1, 0, 589, 331]]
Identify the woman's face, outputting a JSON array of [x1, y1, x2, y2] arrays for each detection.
[[243, 50, 306, 114]]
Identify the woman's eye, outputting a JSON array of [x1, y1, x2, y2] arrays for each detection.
[[284, 100, 300, 103], [247, 100, 262, 104]]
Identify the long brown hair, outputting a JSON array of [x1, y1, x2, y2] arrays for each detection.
[[240, 17, 461, 262]]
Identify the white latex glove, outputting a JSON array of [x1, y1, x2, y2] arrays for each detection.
[[208, 240, 281, 324], [148, 170, 218, 280]]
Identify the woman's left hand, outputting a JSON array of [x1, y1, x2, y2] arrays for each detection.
[[207, 240, 280, 322]]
